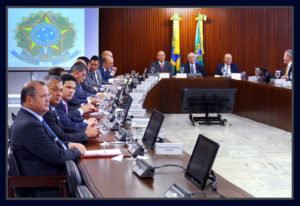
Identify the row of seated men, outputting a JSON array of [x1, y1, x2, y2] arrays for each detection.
[[9, 48, 293, 197], [9, 51, 121, 197], [150, 50, 293, 80]]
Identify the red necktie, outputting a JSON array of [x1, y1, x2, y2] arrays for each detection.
[[161, 62, 163, 72]]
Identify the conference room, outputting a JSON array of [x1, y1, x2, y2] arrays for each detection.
[[7, 7, 293, 199]]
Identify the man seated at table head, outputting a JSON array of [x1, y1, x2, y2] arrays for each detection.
[[43, 75, 98, 143], [86, 55, 104, 91], [215, 53, 241, 77], [48, 67, 67, 77], [10, 81, 86, 197], [98, 55, 117, 83], [68, 62, 100, 108], [149, 50, 174, 76], [183, 52, 207, 77], [56, 74, 98, 131], [280, 49, 293, 80]]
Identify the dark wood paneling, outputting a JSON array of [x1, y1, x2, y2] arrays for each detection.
[[142, 78, 292, 132], [99, 8, 292, 76]]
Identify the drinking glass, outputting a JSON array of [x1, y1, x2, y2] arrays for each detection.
[[255, 68, 260, 76], [275, 70, 281, 79], [180, 66, 184, 73], [115, 109, 125, 130], [99, 99, 109, 115], [99, 119, 110, 146], [221, 67, 225, 76], [150, 67, 155, 73]]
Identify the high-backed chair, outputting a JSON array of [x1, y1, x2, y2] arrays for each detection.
[[8, 147, 67, 197], [65, 160, 83, 197], [75, 185, 94, 198]]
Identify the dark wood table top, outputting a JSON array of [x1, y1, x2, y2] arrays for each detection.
[[79, 125, 253, 198]]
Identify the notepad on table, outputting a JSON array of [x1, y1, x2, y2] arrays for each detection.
[[82, 149, 122, 158]]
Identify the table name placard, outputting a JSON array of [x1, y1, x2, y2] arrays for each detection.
[[155, 143, 183, 156], [175, 73, 187, 78], [131, 118, 150, 128], [128, 109, 147, 117]]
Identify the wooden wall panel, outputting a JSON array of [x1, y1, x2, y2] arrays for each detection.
[[99, 8, 292, 76]]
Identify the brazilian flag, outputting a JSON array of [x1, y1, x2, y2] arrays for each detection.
[[194, 14, 207, 66], [170, 13, 182, 74]]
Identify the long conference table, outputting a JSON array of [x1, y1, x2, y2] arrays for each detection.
[[78, 77, 292, 198]]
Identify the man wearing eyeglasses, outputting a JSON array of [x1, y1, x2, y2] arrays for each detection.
[[43, 75, 99, 143], [10, 81, 86, 197]]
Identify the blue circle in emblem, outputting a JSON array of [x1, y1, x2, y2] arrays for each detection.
[[31, 23, 61, 46]]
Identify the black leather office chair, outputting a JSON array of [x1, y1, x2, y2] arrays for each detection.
[[75, 185, 94, 198], [65, 160, 83, 197], [8, 147, 67, 197]]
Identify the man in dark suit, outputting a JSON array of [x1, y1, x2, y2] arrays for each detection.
[[98, 56, 116, 83], [100, 50, 118, 75], [56, 74, 98, 130], [68, 62, 100, 108], [86, 55, 104, 91], [76, 56, 100, 94], [149, 50, 174, 76], [10, 81, 86, 197], [215, 53, 241, 77], [43, 75, 99, 143], [183, 52, 207, 77], [280, 49, 293, 81]]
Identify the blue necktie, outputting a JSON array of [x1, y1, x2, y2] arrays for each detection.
[[42, 119, 68, 150], [224, 66, 229, 77]]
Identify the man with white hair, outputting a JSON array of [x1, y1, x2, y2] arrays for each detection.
[[183, 52, 206, 77], [215, 53, 241, 77], [280, 49, 293, 80]]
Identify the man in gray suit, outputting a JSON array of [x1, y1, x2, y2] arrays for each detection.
[[86, 55, 104, 91], [149, 51, 175, 76]]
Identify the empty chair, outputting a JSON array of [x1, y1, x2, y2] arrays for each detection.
[[75, 185, 94, 198], [65, 160, 83, 197]]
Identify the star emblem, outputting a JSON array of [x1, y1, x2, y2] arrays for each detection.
[[18, 13, 72, 54]]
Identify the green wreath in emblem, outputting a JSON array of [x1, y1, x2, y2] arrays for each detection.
[[14, 10, 76, 60]]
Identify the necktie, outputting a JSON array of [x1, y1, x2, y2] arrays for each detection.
[[64, 102, 68, 114], [224, 66, 229, 77], [42, 119, 67, 150], [160, 62, 163, 72], [94, 72, 99, 84], [191, 65, 194, 73], [285, 65, 289, 77]]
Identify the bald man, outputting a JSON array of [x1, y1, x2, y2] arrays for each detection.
[[99, 51, 117, 78], [101, 50, 113, 59], [10, 81, 85, 197], [215, 53, 241, 77], [149, 51, 174, 76], [98, 55, 117, 83]]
